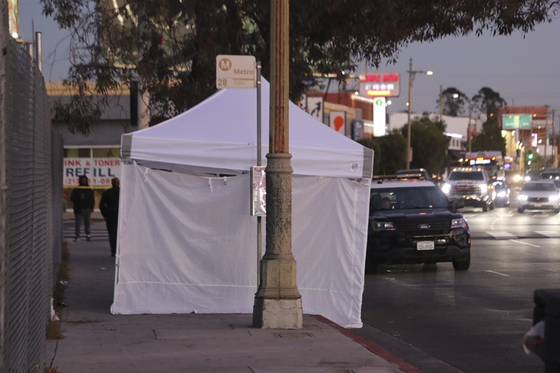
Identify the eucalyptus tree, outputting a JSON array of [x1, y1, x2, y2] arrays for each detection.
[[438, 87, 469, 117], [472, 87, 508, 118]]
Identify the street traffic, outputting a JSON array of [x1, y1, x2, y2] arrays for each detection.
[[361, 203, 560, 372]]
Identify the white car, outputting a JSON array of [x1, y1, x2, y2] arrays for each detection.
[[517, 180, 560, 213]]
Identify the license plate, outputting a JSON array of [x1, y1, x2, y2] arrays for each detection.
[[417, 241, 435, 251], [534, 203, 542, 207]]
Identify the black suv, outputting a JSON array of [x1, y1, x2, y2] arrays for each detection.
[[367, 179, 471, 274]]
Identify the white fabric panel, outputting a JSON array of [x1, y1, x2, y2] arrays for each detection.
[[125, 80, 371, 178], [292, 176, 369, 328], [113, 163, 257, 314], [112, 162, 370, 328]]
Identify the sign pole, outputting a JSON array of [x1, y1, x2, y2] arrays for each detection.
[[256, 61, 262, 287]]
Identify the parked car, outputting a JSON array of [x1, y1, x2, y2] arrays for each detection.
[[367, 178, 471, 274], [517, 180, 560, 213], [525, 169, 542, 182], [441, 168, 495, 212], [539, 170, 560, 189], [493, 181, 510, 207]]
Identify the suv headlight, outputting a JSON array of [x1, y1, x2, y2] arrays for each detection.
[[442, 183, 451, 194], [549, 195, 559, 202], [518, 194, 528, 201], [451, 218, 467, 229], [373, 221, 396, 231], [479, 184, 488, 194]]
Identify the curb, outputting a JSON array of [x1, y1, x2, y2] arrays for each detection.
[[312, 315, 422, 373]]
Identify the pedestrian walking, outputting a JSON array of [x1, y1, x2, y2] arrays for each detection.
[[99, 177, 120, 257], [70, 175, 95, 242]]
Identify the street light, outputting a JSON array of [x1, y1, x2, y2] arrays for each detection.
[[467, 101, 473, 153], [406, 58, 433, 169], [450, 93, 473, 153]]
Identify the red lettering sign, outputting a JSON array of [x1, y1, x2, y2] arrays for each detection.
[[360, 73, 399, 83]]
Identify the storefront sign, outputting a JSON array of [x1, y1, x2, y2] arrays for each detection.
[[373, 97, 387, 136], [359, 72, 400, 97], [329, 111, 346, 134], [352, 120, 364, 140], [63, 158, 121, 187]]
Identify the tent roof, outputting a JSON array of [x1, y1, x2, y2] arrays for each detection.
[[122, 79, 373, 178]]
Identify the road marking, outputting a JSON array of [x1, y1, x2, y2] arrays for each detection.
[[486, 270, 510, 277], [536, 231, 560, 238], [486, 231, 517, 239], [509, 239, 540, 248]]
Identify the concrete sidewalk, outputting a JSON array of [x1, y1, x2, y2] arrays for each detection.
[[46, 235, 422, 373]]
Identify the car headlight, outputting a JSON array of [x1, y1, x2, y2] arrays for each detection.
[[525, 176, 531, 182], [479, 183, 488, 193], [518, 194, 528, 201], [442, 183, 451, 194], [373, 221, 396, 231], [549, 195, 559, 202], [451, 218, 467, 229], [514, 175, 523, 182], [497, 191, 507, 198]]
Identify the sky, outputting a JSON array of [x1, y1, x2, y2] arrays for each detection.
[[17, 1, 560, 119]]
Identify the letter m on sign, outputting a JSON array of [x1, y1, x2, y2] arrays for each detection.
[[218, 58, 232, 71]]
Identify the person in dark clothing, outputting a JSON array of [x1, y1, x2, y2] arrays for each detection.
[[70, 175, 95, 242], [99, 177, 120, 257]]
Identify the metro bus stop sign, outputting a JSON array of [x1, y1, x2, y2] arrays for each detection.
[[216, 55, 256, 89]]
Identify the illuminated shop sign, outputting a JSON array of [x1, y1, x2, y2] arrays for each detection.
[[469, 158, 492, 165], [359, 73, 400, 97]]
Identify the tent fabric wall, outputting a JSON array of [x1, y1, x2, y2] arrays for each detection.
[[111, 162, 370, 328], [113, 80, 373, 328]]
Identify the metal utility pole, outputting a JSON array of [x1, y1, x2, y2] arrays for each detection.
[[34, 32, 42, 72], [553, 110, 557, 168], [468, 103, 473, 153], [406, 59, 413, 169], [253, 0, 303, 329], [406, 59, 432, 169], [439, 85, 443, 123], [545, 109, 548, 166]]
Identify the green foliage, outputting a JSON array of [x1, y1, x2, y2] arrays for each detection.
[[527, 152, 544, 168], [401, 115, 450, 175], [359, 131, 407, 175], [40, 0, 559, 134], [469, 116, 506, 154]]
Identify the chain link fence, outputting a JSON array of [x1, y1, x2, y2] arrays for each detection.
[[1, 4, 63, 372]]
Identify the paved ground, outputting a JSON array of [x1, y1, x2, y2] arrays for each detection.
[[46, 221, 421, 373]]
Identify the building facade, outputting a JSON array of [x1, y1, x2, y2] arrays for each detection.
[[47, 82, 137, 210]]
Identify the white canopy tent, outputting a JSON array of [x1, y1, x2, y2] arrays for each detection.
[[111, 80, 373, 328]]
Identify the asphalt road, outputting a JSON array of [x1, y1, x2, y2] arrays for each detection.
[[360, 204, 559, 373]]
